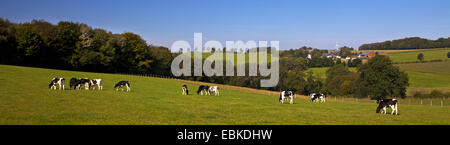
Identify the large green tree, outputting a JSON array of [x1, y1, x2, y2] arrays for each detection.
[[117, 32, 152, 73], [16, 26, 43, 64], [50, 21, 81, 68], [356, 55, 409, 100], [325, 64, 358, 97], [417, 53, 424, 62]]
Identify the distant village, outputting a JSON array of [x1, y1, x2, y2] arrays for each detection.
[[307, 49, 387, 61]]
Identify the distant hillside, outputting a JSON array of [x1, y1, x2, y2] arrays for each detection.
[[359, 37, 450, 50]]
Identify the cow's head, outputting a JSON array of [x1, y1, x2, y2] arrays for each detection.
[[49, 82, 54, 89]]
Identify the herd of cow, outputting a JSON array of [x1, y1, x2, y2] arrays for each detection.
[[49, 78, 131, 91], [181, 85, 220, 96], [278, 91, 326, 104], [278, 90, 399, 115], [49, 78, 399, 115]]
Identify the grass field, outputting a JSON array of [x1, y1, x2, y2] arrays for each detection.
[[307, 62, 450, 96], [1, 64, 449, 125], [307, 67, 357, 79], [395, 61, 450, 94], [384, 48, 449, 63], [356, 49, 439, 54]]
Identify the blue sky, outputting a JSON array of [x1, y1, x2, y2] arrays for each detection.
[[1, 0, 450, 50]]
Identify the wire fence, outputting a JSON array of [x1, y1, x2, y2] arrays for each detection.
[[115, 72, 449, 107], [324, 96, 449, 107]]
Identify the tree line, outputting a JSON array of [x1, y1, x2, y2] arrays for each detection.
[[359, 37, 450, 50], [0, 18, 173, 75]]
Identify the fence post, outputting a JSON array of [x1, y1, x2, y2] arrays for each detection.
[[441, 100, 443, 107], [431, 100, 433, 106], [421, 100, 423, 105]]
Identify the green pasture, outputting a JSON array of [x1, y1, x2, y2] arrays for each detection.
[[0, 65, 449, 125]]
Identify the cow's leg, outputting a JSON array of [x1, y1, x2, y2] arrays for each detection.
[[395, 104, 398, 115], [290, 97, 293, 104], [383, 107, 387, 114], [391, 105, 396, 115]]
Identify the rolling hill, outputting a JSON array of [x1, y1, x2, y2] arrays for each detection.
[[0, 64, 449, 125]]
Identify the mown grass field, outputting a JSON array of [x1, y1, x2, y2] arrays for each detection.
[[0, 64, 449, 125], [356, 49, 435, 54]]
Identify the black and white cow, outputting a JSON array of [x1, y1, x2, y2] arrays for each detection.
[[182, 85, 189, 95], [69, 78, 79, 89], [76, 78, 90, 90], [89, 79, 103, 90], [209, 86, 219, 96], [49, 78, 65, 90], [197, 85, 210, 95], [279, 91, 294, 104], [376, 99, 399, 115], [115, 81, 131, 92], [310, 93, 325, 102]]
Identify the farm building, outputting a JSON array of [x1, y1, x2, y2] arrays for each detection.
[[359, 51, 387, 59]]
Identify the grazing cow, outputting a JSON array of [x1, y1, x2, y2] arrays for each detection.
[[319, 94, 326, 102], [376, 99, 399, 115], [310, 93, 325, 102], [69, 78, 79, 89], [89, 79, 103, 90], [209, 86, 219, 96], [49, 78, 65, 90], [279, 91, 294, 104], [182, 85, 189, 95], [197, 85, 210, 95], [76, 78, 90, 90], [115, 81, 131, 92]]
